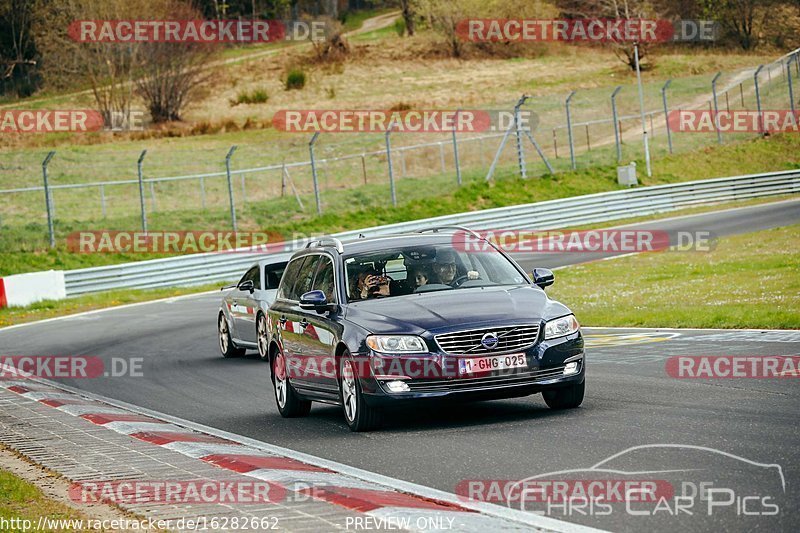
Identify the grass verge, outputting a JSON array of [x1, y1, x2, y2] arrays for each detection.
[[0, 284, 221, 328], [0, 468, 91, 532], [548, 224, 800, 329]]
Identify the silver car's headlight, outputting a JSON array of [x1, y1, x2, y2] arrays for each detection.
[[544, 315, 580, 340], [366, 335, 427, 353]]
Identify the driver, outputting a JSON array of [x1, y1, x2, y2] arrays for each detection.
[[432, 248, 459, 286]]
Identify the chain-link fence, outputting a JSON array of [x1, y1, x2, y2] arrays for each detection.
[[1, 49, 797, 249]]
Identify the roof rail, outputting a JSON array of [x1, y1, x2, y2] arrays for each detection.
[[305, 236, 344, 254], [416, 225, 482, 239]]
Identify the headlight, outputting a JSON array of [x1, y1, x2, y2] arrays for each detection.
[[366, 335, 427, 353], [544, 315, 580, 339]]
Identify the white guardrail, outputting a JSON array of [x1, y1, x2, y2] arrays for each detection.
[[63, 169, 800, 296]]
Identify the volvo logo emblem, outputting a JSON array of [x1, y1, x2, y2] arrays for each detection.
[[481, 332, 499, 350]]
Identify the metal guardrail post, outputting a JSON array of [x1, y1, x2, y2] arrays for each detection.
[[788, 57, 796, 115], [610, 86, 623, 163], [661, 80, 673, 154], [225, 146, 238, 231], [384, 123, 397, 207], [137, 150, 148, 233], [711, 72, 723, 144], [565, 91, 576, 170], [452, 110, 462, 186], [42, 151, 56, 248], [309, 133, 322, 215], [754, 65, 765, 136]]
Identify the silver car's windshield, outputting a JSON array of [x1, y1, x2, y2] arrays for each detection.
[[345, 243, 527, 301]]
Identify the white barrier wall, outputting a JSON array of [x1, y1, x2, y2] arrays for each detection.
[[0, 270, 66, 308]]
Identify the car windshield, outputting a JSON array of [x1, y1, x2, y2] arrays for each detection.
[[345, 243, 528, 301]]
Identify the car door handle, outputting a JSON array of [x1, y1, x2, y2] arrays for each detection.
[[279, 316, 287, 325]]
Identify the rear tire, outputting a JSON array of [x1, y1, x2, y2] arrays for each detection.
[[219, 313, 245, 358], [543, 379, 585, 410], [272, 347, 311, 417], [257, 313, 269, 361], [339, 354, 381, 432]]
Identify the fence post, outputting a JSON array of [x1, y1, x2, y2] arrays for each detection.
[[137, 149, 148, 233], [754, 65, 764, 136], [452, 110, 462, 186], [309, 133, 322, 215], [361, 154, 367, 184], [225, 145, 238, 230], [788, 57, 796, 115], [42, 151, 56, 248], [661, 80, 673, 155], [610, 86, 623, 163], [515, 95, 529, 179], [384, 124, 397, 207], [711, 72, 723, 144], [565, 91, 576, 170], [634, 43, 651, 178]]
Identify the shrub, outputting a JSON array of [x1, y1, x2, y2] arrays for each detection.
[[285, 68, 306, 90], [230, 88, 269, 106], [394, 18, 406, 37]]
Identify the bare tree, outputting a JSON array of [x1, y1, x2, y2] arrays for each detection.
[[136, 41, 213, 122], [400, 0, 416, 36], [33, 0, 145, 123], [701, 0, 771, 50], [0, 0, 39, 96], [556, 0, 660, 71]]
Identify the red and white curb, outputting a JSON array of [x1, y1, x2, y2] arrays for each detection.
[[0, 379, 603, 533]]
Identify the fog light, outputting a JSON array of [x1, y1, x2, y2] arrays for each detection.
[[563, 362, 579, 375], [385, 380, 410, 393]]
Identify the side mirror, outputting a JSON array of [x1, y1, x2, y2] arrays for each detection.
[[238, 280, 254, 293], [299, 290, 329, 311], [532, 268, 554, 289]]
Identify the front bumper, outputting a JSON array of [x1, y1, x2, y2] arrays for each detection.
[[357, 331, 585, 405]]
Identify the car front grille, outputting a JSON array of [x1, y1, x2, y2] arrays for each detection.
[[406, 365, 567, 393], [434, 324, 540, 355]]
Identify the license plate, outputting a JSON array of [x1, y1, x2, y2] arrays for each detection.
[[458, 353, 527, 375]]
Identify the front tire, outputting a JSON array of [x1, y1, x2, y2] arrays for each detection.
[[219, 313, 245, 358], [272, 347, 311, 417], [543, 379, 585, 409], [339, 355, 381, 432]]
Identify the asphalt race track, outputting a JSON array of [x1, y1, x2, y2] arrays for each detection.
[[1, 200, 798, 532]]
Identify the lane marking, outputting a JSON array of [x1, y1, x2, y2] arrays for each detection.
[[584, 332, 681, 348]]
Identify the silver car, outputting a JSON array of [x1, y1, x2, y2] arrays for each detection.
[[218, 259, 287, 360]]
